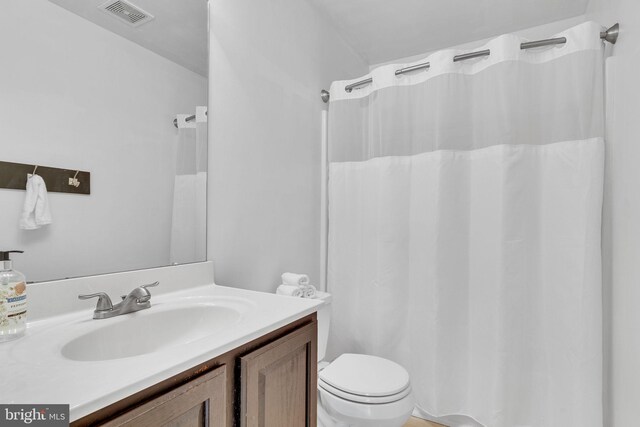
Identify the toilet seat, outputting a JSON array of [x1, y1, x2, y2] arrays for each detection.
[[318, 353, 411, 404], [319, 378, 412, 404]]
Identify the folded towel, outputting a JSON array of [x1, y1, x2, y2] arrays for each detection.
[[301, 284, 317, 298], [276, 284, 303, 297], [281, 272, 310, 286], [19, 174, 52, 230]]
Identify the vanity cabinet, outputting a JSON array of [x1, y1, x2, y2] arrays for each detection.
[[71, 314, 317, 427]]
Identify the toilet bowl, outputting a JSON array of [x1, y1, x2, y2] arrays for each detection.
[[316, 292, 415, 427]]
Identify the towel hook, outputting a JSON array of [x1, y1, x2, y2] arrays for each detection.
[[32, 165, 38, 175], [69, 170, 81, 188]]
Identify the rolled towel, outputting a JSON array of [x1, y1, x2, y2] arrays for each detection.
[[276, 284, 303, 297], [301, 284, 316, 299], [281, 272, 310, 286]]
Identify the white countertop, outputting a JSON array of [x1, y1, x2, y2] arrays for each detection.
[[0, 283, 321, 421]]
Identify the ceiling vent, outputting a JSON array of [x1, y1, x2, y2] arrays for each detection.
[[99, 0, 154, 27]]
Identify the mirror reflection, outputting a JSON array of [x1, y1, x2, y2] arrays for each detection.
[[0, 0, 208, 283]]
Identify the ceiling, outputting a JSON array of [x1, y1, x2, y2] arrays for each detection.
[[309, 0, 591, 65], [49, 0, 208, 77], [47, 0, 591, 76]]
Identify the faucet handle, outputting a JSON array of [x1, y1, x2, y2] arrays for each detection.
[[78, 292, 113, 311], [136, 281, 159, 303], [141, 281, 159, 291]]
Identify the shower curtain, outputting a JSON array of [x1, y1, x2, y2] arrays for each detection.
[[326, 22, 604, 427], [170, 107, 207, 264]]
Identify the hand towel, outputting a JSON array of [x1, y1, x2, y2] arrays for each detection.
[[276, 284, 303, 297], [301, 284, 317, 298], [281, 272, 310, 286], [19, 174, 53, 230]]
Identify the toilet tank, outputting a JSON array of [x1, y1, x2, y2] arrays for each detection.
[[315, 291, 332, 362]]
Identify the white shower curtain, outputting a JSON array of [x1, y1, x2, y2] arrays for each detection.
[[170, 107, 207, 264], [326, 22, 604, 427]]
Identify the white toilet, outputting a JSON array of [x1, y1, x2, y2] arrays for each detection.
[[316, 292, 415, 427]]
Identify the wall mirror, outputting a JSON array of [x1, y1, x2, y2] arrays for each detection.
[[0, 0, 208, 283]]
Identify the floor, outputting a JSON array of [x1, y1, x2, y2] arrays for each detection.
[[404, 416, 446, 427]]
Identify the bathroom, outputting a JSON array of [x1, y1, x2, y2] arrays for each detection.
[[0, 0, 637, 426]]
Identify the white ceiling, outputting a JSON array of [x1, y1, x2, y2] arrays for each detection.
[[309, 0, 591, 65], [47, 0, 591, 76], [49, 0, 208, 77]]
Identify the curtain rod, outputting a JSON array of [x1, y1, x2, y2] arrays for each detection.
[[320, 23, 619, 103], [173, 110, 208, 128]]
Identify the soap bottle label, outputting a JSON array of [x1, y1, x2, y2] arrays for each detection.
[[0, 281, 27, 328]]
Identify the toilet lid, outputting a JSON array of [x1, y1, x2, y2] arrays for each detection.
[[319, 354, 410, 398]]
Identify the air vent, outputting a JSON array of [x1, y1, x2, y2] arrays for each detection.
[[99, 0, 154, 27]]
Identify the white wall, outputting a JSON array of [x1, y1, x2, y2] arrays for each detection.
[[0, 0, 207, 282], [583, 1, 640, 425], [208, 0, 368, 292]]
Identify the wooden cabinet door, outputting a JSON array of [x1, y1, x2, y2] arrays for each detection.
[[240, 321, 317, 427], [102, 366, 226, 427]]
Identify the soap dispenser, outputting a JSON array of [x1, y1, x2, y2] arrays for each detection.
[[0, 250, 26, 342]]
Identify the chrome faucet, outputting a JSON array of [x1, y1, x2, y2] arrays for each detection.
[[78, 281, 159, 319]]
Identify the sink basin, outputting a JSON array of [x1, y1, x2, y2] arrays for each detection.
[[61, 302, 244, 361]]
